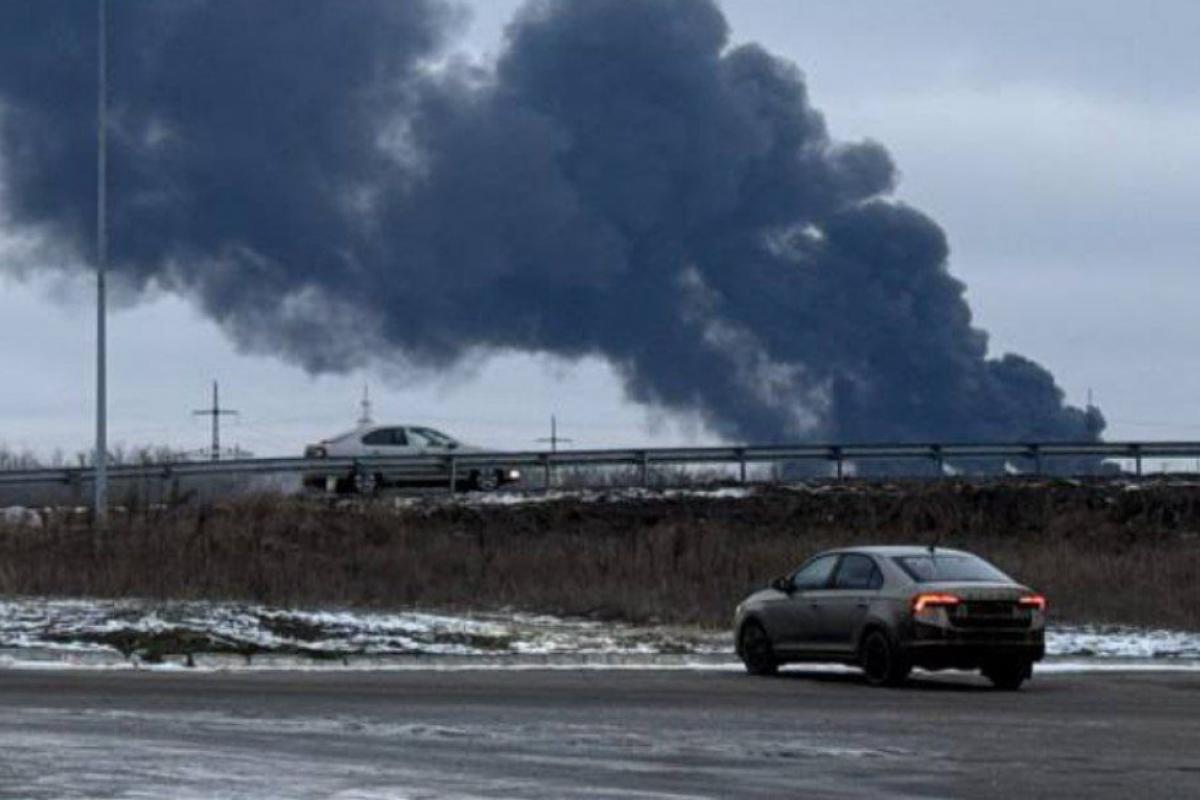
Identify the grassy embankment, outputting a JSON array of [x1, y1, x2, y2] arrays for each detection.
[[0, 480, 1197, 630]]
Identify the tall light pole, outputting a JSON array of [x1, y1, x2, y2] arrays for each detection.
[[94, 0, 109, 523]]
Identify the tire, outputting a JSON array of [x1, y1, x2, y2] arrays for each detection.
[[983, 661, 1030, 691], [860, 629, 910, 687], [472, 470, 499, 492], [738, 620, 778, 676], [353, 471, 380, 496]]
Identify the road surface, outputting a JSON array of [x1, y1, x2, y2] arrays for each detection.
[[0, 666, 1196, 798]]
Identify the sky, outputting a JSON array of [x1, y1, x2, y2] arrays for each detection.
[[1, 0, 1198, 459]]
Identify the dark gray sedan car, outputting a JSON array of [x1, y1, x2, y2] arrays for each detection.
[[734, 546, 1046, 689]]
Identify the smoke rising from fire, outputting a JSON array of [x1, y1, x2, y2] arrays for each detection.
[[0, 0, 1102, 443]]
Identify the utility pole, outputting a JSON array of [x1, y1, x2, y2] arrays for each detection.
[[357, 383, 373, 426], [193, 381, 238, 461], [94, 0, 109, 524], [535, 415, 573, 453]]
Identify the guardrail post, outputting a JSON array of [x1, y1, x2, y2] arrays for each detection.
[[448, 455, 457, 494], [541, 454, 552, 492], [737, 448, 747, 484], [160, 465, 172, 508], [931, 444, 944, 476], [1132, 444, 1142, 477], [65, 469, 83, 506], [638, 451, 649, 487], [832, 447, 844, 480]]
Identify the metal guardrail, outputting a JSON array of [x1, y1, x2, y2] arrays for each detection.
[[0, 440, 1195, 495]]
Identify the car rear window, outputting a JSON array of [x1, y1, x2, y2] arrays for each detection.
[[892, 554, 1010, 583]]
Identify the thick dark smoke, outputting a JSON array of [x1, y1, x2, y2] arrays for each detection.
[[0, 0, 1102, 444]]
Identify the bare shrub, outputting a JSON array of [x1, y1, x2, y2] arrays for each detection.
[[0, 480, 1197, 629]]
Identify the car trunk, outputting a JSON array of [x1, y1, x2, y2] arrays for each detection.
[[920, 582, 1035, 630]]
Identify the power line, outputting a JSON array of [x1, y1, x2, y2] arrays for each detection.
[[535, 414, 573, 452], [192, 381, 239, 462]]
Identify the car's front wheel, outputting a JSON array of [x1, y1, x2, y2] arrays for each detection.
[[983, 660, 1031, 691], [860, 629, 910, 687], [738, 620, 778, 676]]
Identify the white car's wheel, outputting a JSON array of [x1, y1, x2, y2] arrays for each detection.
[[353, 471, 380, 496], [472, 470, 499, 492]]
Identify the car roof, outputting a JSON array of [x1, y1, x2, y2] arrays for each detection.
[[323, 424, 454, 441], [818, 545, 975, 558]]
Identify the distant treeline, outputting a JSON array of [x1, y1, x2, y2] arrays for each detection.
[[0, 444, 250, 471]]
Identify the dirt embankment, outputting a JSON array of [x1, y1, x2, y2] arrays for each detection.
[[1, 479, 1198, 629]]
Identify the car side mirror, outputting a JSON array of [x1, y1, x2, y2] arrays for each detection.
[[769, 576, 793, 594]]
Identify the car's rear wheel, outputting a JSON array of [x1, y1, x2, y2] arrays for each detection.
[[471, 470, 499, 492], [983, 660, 1031, 691], [861, 630, 910, 687], [738, 621, 778, 676], [353, 471, 380, 496]]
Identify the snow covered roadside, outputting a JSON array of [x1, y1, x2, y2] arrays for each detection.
[[388, 485, 757, 508], [0, 597, 1197, 669], [0, 598, 728, 665]]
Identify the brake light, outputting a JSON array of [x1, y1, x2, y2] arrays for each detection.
[[911, 593, 961, 613], [1018, 594, 1047, 612]]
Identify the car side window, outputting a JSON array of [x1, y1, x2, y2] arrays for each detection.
[[361, 429, 392, 446], [392, 428, 408, 446], [791, 555, 839, 591], [832, 554, 881, 591]]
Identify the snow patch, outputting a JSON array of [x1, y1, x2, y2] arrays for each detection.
[[0, 506, 42, 527], [0, 598, 1197, 669], [390, 485, 756, 508]]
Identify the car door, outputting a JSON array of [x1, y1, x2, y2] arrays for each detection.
[[761, 555, 840, 654], [360, 427, 420, 485], [820, 553, 883, 654], [405, 427, 455, 484]]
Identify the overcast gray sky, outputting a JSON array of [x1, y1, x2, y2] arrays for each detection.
[[1, 1, 1197, 458]]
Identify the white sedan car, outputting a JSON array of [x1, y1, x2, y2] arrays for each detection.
[[302, 424, 521, 494]]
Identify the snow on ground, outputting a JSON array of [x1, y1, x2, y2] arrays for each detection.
[[0, 597, 1198, 669], [0, 506, 42, 527], [0, 598, 727, 664], [1047, 625, 1200, 659], [388, 486, 756, 508]]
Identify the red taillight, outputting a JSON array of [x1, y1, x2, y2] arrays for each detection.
[[1018, 594, 1047, 612], [911, 593, 961, 613]]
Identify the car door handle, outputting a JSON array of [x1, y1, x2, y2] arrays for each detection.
[[855, 602, 869, 609]]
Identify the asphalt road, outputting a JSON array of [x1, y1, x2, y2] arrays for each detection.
[[0, 666, 1196, 799]]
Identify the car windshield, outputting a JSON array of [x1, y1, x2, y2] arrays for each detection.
[[410, 427, 458, 447], [893, 554, 1011, 583]]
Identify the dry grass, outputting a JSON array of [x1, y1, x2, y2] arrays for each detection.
[[1, 480, 1198, 629]]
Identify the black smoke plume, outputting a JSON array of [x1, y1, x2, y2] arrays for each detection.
[[0, 0, 1102, 444]]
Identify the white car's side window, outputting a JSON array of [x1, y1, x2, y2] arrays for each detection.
[[363, 428, 407, 447], [361, 429, 392, 446]]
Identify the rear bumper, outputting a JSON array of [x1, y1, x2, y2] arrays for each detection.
[[901, 624, 1045, 669]]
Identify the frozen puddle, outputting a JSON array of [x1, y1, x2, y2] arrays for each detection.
[[0, 597, 1197, 670]]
